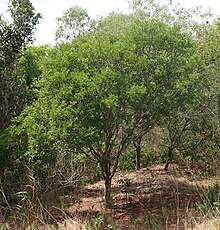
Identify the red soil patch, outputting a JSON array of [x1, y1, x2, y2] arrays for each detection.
[[64, 164, 217, 229]]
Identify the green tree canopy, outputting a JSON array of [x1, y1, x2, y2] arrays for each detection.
[[0, 0, 41, 174], [21, 15, 205, 206]]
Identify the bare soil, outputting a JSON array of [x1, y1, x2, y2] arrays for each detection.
[[58, 164, 218, 230]]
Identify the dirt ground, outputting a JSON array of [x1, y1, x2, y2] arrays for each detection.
[[57, 164, 218, 230]]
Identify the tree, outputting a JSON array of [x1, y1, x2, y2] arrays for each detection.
[[0, 0, 41, 175], [96, 11, 134, 34], [161, 17, 220, 171], [55, 6, 91, 43], [162, 101, 220, 173], [21, 14, 201, 207], [0, 0, 41, 129], [126, 0, 218, 171]]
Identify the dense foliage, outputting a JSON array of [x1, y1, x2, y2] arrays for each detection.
[[0, 0, 40, 178]]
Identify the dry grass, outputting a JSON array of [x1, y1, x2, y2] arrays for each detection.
[[1, 164, 220, 230], [187, 215, 220, 230]]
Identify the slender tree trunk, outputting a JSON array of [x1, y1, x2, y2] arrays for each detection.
[[104, 177, 112, 208], [164, 146, 174, 171], [135, 145, 141, 170], [99, 152, 115, 208], [133, 137, 142, 170]]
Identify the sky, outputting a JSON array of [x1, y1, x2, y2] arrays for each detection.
[[0, 0, 220, 46]]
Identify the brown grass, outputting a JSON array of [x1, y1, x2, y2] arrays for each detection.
[[1, 164, 220, 229]]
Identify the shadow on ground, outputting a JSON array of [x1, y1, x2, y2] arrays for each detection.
[[62, 165, 217, 230]]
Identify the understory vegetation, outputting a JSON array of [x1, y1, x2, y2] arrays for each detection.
[[0, 0, 220, 229]]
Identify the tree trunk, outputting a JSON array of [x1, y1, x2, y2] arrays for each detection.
[[135, 145, 141, 170], [133, 137, 142, 170], [104, 177, 112, 208], [164, 146, 174, 171]]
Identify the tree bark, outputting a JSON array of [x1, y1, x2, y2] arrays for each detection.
[[135, 145, 141, 170], [104, 177, 112, 208]]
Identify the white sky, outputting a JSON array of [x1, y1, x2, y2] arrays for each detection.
[[0, 0, 220, 45]]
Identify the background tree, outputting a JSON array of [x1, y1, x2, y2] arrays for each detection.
[[55, 6, 91, 43], [0, 0, 41, 129], [125, 0, 217, 171], [96, 11, 134, 34], [161, 16, 220, 171], [0, 0, 41, 176]]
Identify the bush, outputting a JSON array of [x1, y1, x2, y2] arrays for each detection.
[[118, 148, 136, 171]]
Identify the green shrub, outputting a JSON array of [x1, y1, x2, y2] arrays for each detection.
[[141, 152, 157, 168], [118, 148, 136, 171]]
